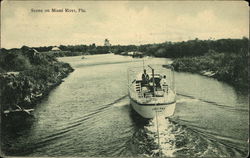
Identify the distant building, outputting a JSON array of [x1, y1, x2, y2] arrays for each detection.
[[51, 46, 61, 51], [104, 39, 111, 46]]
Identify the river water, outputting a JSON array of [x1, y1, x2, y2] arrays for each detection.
[[2, 54, 249, 157]]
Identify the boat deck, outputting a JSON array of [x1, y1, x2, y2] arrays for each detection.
[[129, 85, 176, 105]]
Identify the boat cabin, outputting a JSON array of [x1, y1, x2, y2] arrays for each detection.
[[134, 73, 168, 98]]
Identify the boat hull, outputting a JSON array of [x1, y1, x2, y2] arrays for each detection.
[[130, 98, 176, 119]]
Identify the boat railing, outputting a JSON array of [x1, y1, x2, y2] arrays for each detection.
[[128, 65, 175, 92], [129, 85, 174, 103]]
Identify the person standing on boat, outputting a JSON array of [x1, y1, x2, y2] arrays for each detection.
[[160, 75, 168, 92], [142, 69, 149, 86]]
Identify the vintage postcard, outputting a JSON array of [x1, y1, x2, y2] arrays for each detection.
[[0, 0, 249, 157]]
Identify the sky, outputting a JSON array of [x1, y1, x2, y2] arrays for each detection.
[[1, 0, 249, 49]]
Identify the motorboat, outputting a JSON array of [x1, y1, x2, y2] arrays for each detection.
[[128, 65, 176, 119]]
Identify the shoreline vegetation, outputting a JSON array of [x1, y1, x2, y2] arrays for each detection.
[[171, 51, 248, 89], [0, 37, 248, 119], [112, 37, 248, 90], [0, 48, 74, 120]]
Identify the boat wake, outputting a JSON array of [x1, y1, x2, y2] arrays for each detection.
[[131, 113, 248, 157], [144, 116, 176, 157], [24, 95, 129, 146], [112, 95, 129, 107], [176, 93, 248, 112], [130, 114, 178, 157], [176, 98, 199, 103], [56, 95, 129, 129]]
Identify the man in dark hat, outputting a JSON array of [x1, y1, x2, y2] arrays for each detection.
[[141, 69, 149, 86]]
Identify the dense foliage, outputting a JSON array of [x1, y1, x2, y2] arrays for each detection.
[[0, 37, 248, 90], [172, 50, 249, 89], [0, 49, 74, 112], [110, 38, 249, 89], [1, 37, 247, 58], [111, 37, 248, 58]]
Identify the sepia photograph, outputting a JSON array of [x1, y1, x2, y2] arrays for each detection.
[[0, 0, 249, 157]]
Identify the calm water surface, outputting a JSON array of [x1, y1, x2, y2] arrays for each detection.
[[3, 54, 249, 157]]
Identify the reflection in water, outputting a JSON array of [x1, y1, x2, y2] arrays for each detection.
[[2, 54, 248, 157]]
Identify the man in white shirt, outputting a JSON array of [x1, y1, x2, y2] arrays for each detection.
[[160, 75, 168, 92]]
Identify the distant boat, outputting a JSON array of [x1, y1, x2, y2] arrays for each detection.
[[120, 52, 128, 56], [132, 52, 143, 58], [128, 65, 176, 118]]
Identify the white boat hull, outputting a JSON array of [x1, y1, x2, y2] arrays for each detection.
[[130, 98, 176, 119]]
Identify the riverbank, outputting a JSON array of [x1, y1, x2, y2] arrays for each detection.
[[0, 49, 74, 121], [1, 54, 248, 157], [170, 52, 248, 89]]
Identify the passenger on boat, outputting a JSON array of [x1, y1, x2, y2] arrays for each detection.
[[160, 75, 168, 92], [141, 69, 149, 86]]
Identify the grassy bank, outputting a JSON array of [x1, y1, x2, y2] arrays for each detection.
[[171, 51, 249, 89], [0, 48, 74, 117]]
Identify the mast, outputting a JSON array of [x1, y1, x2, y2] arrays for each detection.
[[148, 65, 155, 97], [143, 59, 145, 71]]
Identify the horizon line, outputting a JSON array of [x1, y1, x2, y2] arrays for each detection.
[[1, 36, 248, 50]]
